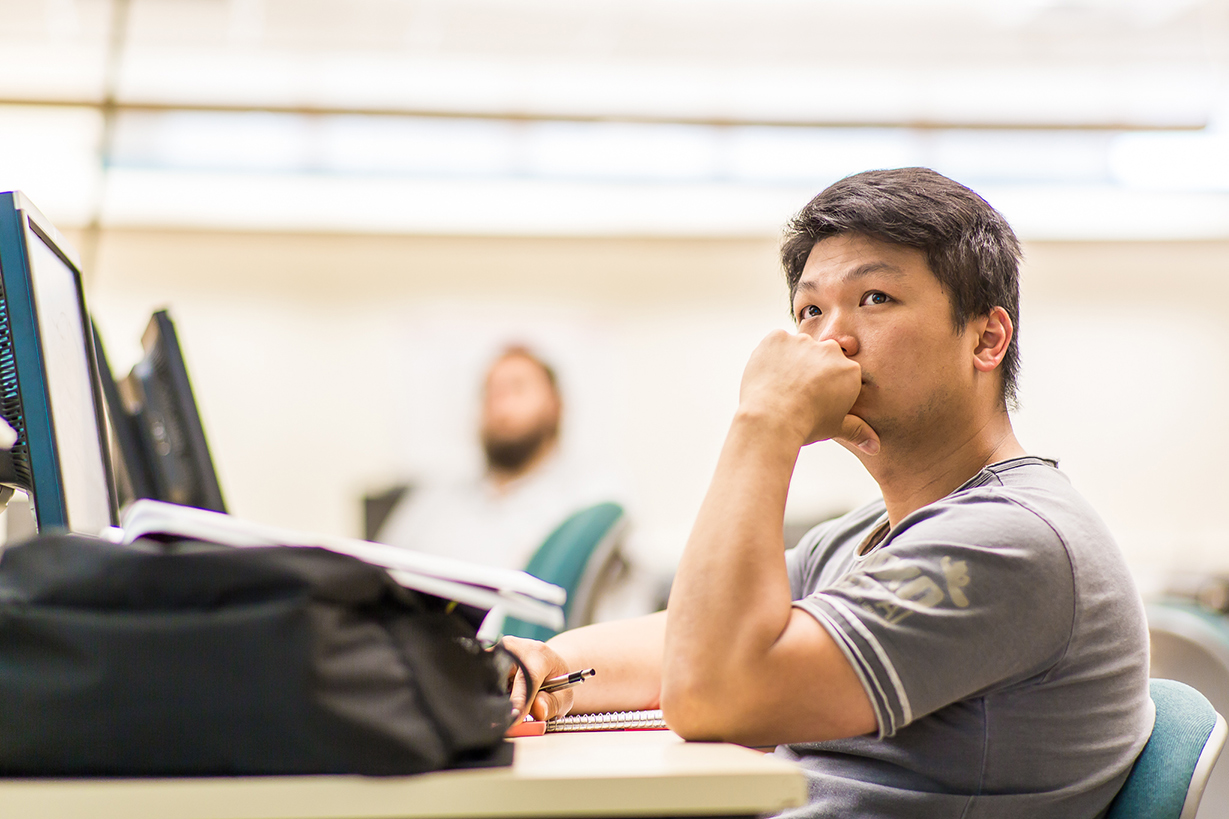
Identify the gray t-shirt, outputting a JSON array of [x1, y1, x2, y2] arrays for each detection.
[[777, 456, 1152, 819]]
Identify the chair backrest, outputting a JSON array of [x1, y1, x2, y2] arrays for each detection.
[[1106, 679, 1229, 819], [1146, 600, 1229, 817], [502, 502, 626, 641], [362, 483, 411, 542]]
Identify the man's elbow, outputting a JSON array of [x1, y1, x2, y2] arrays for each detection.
[[661, 664, 879, 746], [659, 673, 745, 741]]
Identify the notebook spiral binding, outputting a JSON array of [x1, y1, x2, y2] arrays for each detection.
[[544, 709, 667, 733]]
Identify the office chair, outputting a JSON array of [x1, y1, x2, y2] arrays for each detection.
[[502, 502, 627, 641], [1105, 679, 1228, 819], [1148, 600, 1229, 818], [362, 483, 412, 542]]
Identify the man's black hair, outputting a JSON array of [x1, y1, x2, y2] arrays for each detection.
[[781, 167, 1023, 407]]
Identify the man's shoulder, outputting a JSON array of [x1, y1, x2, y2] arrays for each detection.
[[791, 456, 1125, 595], [892, 456, 1125, 590], [927, 455, 1110, 545], [804, 458, 1091, 550]]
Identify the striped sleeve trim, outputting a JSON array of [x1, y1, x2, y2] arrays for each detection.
[[793, 594, 914, 738]]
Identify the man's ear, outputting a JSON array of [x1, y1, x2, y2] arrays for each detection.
[[972, 307, 1013, 373]]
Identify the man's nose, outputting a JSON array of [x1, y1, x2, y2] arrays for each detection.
[[814, 312, 859, 357]]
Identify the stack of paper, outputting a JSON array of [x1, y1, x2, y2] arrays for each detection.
[[111, 499, 566, 634]]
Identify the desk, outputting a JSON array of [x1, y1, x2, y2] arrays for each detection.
[[0, 730, 806, 819]]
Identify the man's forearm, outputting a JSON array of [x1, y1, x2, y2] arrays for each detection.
[[661, 410, 804, 733], [546, 611, 667, 714]]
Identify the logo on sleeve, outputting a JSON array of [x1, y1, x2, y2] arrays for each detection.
[[835, 551, 971, 625]]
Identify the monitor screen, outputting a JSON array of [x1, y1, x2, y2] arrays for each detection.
[[25, 228, 113, 534], [0, 191, 118, 534]]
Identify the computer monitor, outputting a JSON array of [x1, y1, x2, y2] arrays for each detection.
[[0, 191, 118, 534], [91, 320, 157, 506], [97, 310, 226, 514]]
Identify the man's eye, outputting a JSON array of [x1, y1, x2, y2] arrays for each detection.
[[862, 292, 890, 306], [798, 305, 821, 320]]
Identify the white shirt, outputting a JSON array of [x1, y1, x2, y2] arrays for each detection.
[[377, 455, 616, 571]]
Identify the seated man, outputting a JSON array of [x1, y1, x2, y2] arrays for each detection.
[[507, 168, 1152, 818], [379, 345, 613, 571]]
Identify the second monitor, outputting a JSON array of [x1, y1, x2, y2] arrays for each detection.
[[96, 310, 227, 514]]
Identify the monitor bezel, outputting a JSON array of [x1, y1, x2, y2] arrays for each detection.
[[129, 310, 228, 514], [0, 190, 119, 532]]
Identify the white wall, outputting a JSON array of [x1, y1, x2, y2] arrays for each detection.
[[82, 229, 1229, 584], [1012, 242, 1229, 590]]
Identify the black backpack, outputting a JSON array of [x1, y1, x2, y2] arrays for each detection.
[[0, 533, 514, 776]]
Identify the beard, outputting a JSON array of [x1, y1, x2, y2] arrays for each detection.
[[482, 419, 559, 473]]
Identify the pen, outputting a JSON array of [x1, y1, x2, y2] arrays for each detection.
[[539, 668, 596, 693]]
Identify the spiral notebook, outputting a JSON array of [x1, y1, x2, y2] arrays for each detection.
[[544, 709, 667, 733]]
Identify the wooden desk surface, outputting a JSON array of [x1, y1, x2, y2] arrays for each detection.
[[0, 730, 807, 819]]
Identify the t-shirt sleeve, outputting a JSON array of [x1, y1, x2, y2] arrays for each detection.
[[785, 546, 804, 600], [785, 517, 851, 600], [792, 495, 1076, 738]]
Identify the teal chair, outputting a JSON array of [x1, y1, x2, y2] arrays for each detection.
[[502, 502, 626, 642], [1147, 600, 1229, 816], [1106, 679, 1228, 819]]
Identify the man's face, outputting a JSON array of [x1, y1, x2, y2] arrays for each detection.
[[481, 354, 560, 469], [791, 234, 983, 443]]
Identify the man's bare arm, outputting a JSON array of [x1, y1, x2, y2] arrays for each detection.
[[661, 331, 879, 747], [506, 611, 666, 721]]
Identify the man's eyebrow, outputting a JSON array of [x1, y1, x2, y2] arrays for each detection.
[[844, 261, 906, 281], [794, 262, 906, 295]]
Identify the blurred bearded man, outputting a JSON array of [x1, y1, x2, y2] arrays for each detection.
[[379, 347, 612, 572], [479, 348, 562, 487]]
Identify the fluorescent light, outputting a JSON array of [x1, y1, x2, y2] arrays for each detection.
[[726, 128, 917, 184], [101, 167, 810, 235], [1109, 130, 1229, 191], [986, 184, 1229, 240], [523, 122, 719, 181], [96, 166, 1229, 241]]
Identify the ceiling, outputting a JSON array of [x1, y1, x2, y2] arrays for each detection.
[[2, 0, 1228, 238]]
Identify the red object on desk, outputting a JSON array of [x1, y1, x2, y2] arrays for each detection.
[[505, 720, 547, 737]]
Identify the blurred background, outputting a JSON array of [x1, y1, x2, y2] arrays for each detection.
[[3, 0, 1229, 588]]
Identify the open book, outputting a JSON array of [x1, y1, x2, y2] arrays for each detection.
[[111, 499, 566, 633]]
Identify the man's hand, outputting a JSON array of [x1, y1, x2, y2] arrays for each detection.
[[738, 330, 878, 454], [502, 635, 575, 724]]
